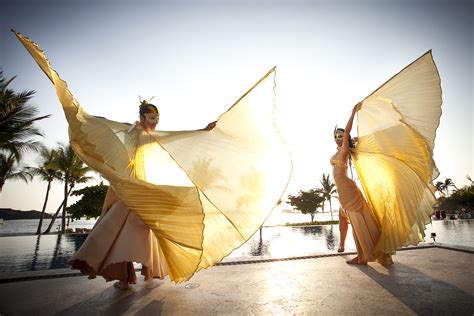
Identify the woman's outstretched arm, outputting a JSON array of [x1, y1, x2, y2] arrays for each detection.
[[342, 102, 362, 151]]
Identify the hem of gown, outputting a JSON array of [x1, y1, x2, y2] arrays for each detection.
[[375, 252, 394, 266], [69, 259, 165, 284]]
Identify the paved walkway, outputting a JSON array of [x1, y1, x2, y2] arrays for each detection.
[[0, 246, 473, 315]]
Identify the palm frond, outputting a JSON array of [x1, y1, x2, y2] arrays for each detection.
[[0, 71, 49, 161], [51, 143, 92, 186], [8, 170, 33, 183], [0, 75, 17, 93]]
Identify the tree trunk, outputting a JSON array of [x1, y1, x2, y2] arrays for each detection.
[[43, 200, 64, 234], [310, 213, 315, 223], [61, 178, 69, 234], [44, 186, 73, 234], [36, 181, 51, 235]]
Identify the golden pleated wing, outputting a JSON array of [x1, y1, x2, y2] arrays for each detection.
[[14, 31, 292, 282], [353, 51, 442, 256]]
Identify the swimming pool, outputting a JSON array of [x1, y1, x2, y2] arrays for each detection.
[[0, 220, 472, 275]]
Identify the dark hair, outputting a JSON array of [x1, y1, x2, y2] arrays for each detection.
[[139, 102, 159, 116], [334, 127, 356, 148]]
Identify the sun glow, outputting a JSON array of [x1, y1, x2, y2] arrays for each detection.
[[137, 136, 194, 187]]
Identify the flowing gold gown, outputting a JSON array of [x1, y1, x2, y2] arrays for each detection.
[[337, 51, 441, 263], [331, 153, 392, 264], [70, 187, 168, 283], [14, 31, 292, 283]]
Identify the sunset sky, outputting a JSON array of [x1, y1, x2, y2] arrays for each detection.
[[1, 0, 472, 213]]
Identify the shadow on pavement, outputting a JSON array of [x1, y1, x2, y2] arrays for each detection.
[[358, 263, 473, 315], [57, 282, 162, 315]]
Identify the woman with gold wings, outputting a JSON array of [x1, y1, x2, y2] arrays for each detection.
[[332, 51, 442, 265], [13, 31, 292, 285], [70, 100, 216, 290]]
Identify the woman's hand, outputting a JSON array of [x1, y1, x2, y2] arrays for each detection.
[[353, 102, 363, 113], [343, 102, 361, 145], [204, 121, 217, 131]]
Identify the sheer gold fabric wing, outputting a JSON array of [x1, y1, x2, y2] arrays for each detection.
[[353, 51, 441, 256], [15, 31, 292, 282]]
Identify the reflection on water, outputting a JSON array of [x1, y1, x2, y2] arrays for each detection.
[[299, 226, 323, 235], [0, 226, 347, 274], [249, 228, 270, 256], [0, 220, 472, 274], [435, 220, 474, 246], [31, 235, 41, 271], [0, 234, 87, 274], [297, 225, 337, 250], [326, 226, 336, 250], [228, 220, 474, 259], [228, 224, 356, 259]]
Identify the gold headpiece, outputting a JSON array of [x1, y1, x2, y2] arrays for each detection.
[[138, 95, 159, 114], [139, 95, 155, 106]]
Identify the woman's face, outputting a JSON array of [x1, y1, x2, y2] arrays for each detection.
[[140, 111, 160, 130], [334, 130, 344, 147]]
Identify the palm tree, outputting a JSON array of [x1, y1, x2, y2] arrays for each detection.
[[43, 194, 70, 234], [47, 144, 92, 234], [0, 152, 32, 191], [0, 69, 49, 191], [435, 181, 445, 197], [320, 173, 337, 220], [466, 175, 473, 186], [28, 148, 61, 235], [0, 70, 49, 159], [442, 178, 457, 196]]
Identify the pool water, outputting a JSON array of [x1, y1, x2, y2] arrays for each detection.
[[0, 220, 472, 275], [228, 219, 473, 259], [0, 234, 87, 274]]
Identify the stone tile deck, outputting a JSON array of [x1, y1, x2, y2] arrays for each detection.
[[0, 246, 473, 315]]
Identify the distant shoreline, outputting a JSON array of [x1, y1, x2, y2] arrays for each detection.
[[0, 208, 53, 220]]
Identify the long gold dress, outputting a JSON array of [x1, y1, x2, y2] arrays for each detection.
[[331, 152, 391, 264], [70, 187, 168, 283], [14, 31, 292, 283]]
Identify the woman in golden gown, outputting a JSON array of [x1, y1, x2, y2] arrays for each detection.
[[70, 102, 216, 290], [15, 27, 292, 285], [331, 103, 392, 265], [331, 51, 442, 265]]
